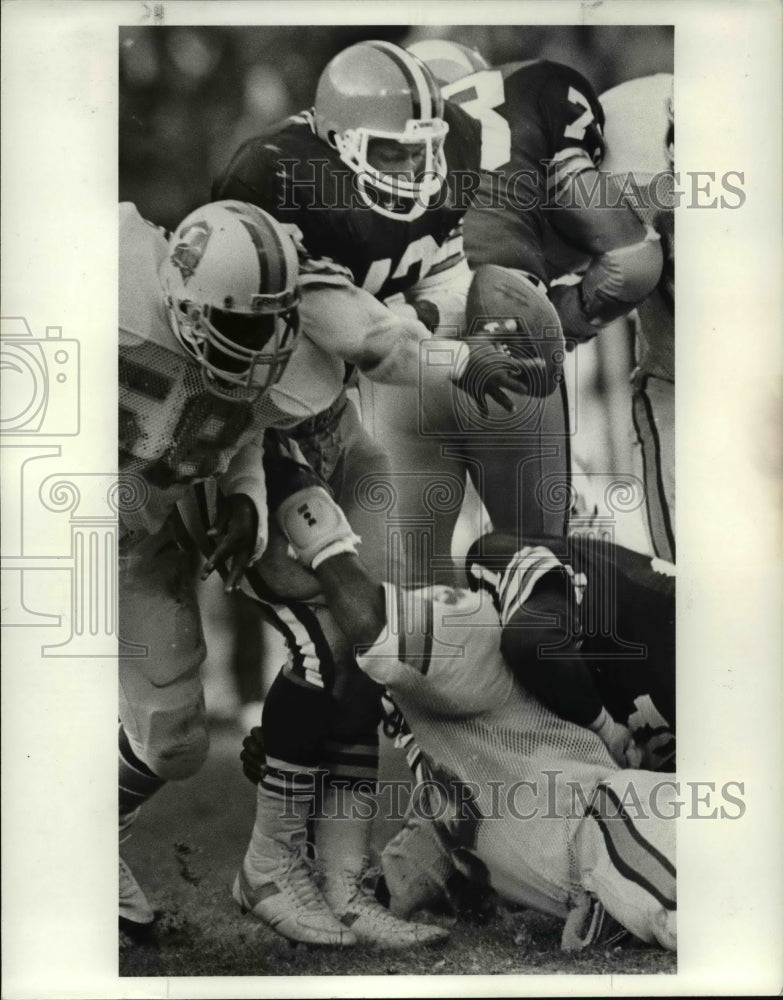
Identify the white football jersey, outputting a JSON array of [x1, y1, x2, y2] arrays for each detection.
[[359, 584, 617, 915], [119, 204, 274, 538], [118, 203, 353, 540], [600, 74, 673, 177], [599, 76, 674, 382]]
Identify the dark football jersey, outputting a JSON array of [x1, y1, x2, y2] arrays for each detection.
[[442, 60, 606, 280], [467, 532, 675, 728], [212, 103, 481, 302]]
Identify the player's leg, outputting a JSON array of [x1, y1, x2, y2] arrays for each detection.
[[574, 769, 677, 950], [356, 375, 468, 587], [458, 266, 572, 546], [234, 580, 446, 947], [330, 393, 407, 583], [232, 598, 359, 946], [632, 373, 675, 562], [572, 535, 676, 766], [314, 674, 450, 948], [118, 519, 209, 925]]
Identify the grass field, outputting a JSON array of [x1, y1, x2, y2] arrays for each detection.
[[119, 722, 676, 981]]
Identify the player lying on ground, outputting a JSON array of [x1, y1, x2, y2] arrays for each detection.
[[237, 441, 676, 952], [464, 527, 675, 772], [183, 38, 549, 947]]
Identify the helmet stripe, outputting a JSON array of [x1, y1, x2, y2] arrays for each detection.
[[369, 40, 436, 121], [405, 46, 444, 118], [238, 216, 268, 295], [220, 202, 264, 293], [222, 203, 287, 295], [256, 211, 289, 293]]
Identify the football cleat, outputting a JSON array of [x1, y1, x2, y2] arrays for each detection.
[[233, 848, 357, 947], [323, 861, 450, 949], [119, 857, 155, 926], [561, 892, 631, 952]]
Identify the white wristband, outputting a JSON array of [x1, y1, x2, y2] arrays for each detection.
[[310, 536, 361, 571]]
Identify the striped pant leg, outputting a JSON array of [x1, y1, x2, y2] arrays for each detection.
[[632, 374, 675, 562], [574, 769, 677, 950]]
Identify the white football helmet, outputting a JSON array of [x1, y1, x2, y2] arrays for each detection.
[[159, 201, 300, 401], [406, 38, 490, 87], [313, 40, 449, 221]]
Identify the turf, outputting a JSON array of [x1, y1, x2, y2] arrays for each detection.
[[119, 723, 676, 979]]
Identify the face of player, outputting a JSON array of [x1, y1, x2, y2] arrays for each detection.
[[366, 138, 428, 182], [196, 305, 298, 399], [205, 311, 276, 379]]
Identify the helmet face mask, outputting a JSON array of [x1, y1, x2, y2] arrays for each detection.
[[314, 41, 450, 221], [169, 294, 299, 402], [336, 118, 449, 219], [160, 201, 301, 402]]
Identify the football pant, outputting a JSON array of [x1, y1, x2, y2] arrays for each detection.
[[118, 518, 209, 781], [632, 373, 675, 562]]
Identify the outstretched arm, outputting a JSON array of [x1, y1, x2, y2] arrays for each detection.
[[313, 553, 388, 651]]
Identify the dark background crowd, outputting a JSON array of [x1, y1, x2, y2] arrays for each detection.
[[120, 24, 674, 229]]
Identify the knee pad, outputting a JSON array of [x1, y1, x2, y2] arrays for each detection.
[[120, 539, 206, 683], [144, 713, 210, 781], [120, 657, 209, 780]]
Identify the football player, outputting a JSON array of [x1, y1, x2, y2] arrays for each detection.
[[202, 40, 546, 947], [212, 39, 546, 588], [117, 199, 304, 930], [181, 436, 450, 949], [599, 74, 675, 561], [406, 40, 665, 547], [243, 461, 677, 952], [118, 201, 299, 925], [465, 528, 675, 772], [121, 196, 436, 946]]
